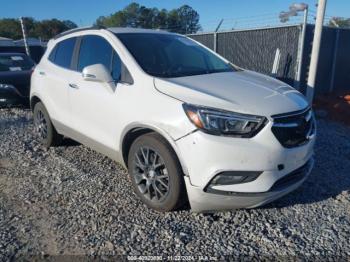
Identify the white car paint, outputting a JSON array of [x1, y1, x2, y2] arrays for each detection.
[[30, 27, 315, 212], [155, 70, 309, 116]]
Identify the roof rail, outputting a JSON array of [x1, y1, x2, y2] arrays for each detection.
[[53, 25, 106, 40]]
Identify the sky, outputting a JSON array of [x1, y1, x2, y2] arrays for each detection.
[[1, 0, 349, 31]]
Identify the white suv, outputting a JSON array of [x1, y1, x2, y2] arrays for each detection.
[[30, 27, 316, 212]]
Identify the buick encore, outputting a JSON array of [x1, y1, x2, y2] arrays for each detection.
[[30, 27, 316, 212]]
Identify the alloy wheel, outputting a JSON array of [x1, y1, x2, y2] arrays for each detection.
[[132, 146, 170, 202], [35, 110, 48, 140]]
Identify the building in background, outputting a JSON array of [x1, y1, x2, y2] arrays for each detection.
[[14, 38, 47, 47], [0, 36, 46, 63]]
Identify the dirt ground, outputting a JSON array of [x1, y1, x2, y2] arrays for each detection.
[[1, 107, 350, 260], [314, 91, 350, 126]]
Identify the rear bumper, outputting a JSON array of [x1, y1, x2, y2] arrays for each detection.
[[185, 156, 314, 212], [0, 87, 28, 106]]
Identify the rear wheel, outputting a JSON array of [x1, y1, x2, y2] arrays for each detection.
[[128, 132, 186, 212], [33, 102, 63, 148]]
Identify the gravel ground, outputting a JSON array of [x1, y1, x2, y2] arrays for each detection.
[[0, 108, 349, 260]]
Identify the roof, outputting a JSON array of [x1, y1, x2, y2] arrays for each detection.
[[0, 52, 27, 56], [14, 37, 41, 43], [53, 26, 174, 40], [107, 27, 173, 35], [14, 38, 46, 47], [0, 37, 13, 41]]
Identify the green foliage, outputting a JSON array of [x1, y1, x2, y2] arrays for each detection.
[[95, 2, 201, 34], [328, 17, 350, 28], [0, 18, 77, 40], [0, 18, 22, 39], [0, 3, 201, 40]]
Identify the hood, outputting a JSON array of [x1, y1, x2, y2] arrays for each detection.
[[154, 70, 309, 117]]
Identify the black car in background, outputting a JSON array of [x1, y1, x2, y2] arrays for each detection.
[[0, 52, 35, 107]]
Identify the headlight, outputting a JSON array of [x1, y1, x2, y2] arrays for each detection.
[[0, 84, 15, 89], [183, 103, 267, 137]]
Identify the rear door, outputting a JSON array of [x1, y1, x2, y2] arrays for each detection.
[[42, 37, 77, 126]]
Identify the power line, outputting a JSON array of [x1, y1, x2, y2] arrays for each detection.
[[199, 12, 281, 24], [160, 11, 307, 33], [199, 14, 304, 32]]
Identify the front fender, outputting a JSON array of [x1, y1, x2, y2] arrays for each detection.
[[119, 121, 191, 176]]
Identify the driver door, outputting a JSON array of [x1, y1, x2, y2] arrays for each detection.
[[68, 34, 122, 151]]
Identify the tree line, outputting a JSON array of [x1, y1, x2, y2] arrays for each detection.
[[3, 2, 348, 41], [95, 3, 201, 34], [0, 2, 201, 41], [0, 18, 77, 40]]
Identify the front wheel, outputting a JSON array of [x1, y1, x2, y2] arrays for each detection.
[[33, 102, 63, 148], [128, 132, 186, 212]]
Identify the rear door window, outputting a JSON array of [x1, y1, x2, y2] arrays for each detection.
[[49, 37, 76, 69]]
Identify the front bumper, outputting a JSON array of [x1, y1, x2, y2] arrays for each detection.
[[185, 157, 314, 212], [175, 120, 316, 212]]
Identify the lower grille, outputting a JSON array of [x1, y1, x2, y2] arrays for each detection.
[[271, 108, 315, 148], [270, 160, 312, 191]]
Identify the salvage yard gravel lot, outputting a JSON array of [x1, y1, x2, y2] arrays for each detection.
[[0, 108, 349, 260]]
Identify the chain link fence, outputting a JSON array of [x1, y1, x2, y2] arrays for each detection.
[[189, 25, 350, 95]]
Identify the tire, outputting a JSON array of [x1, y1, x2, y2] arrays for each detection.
[[33, 102, 63, 148], [128, 132, 186, 212]]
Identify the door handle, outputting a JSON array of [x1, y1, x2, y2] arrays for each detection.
[[39, 71, 46, 76], [69, 83, 79, 89]]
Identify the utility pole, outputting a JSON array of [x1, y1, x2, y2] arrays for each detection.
[[306, 0, 327, 103], [20, 17, 31, 57], [295, 5, 308, 89]]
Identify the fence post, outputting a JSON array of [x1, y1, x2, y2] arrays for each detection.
[[329, 28, 340, 93], [213, 32, 217, 52], [214, 19, 223, 53]]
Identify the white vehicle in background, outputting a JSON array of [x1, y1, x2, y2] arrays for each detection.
[[30, 27, 316, 212]]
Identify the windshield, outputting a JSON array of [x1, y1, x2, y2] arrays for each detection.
[[116, 33, 235, 78], [0, 54, 35, 72]]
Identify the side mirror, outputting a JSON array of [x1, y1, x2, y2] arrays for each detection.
[[82, 64, 115, 92], [82, 63, 114, 84]]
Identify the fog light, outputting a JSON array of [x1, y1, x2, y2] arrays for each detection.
[[212, 174, 245, 185], [209, 171, 262, 186]]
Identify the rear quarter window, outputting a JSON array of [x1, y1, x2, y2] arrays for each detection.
[[48, 46, 57, 62], [48, 37, 77, 69]]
